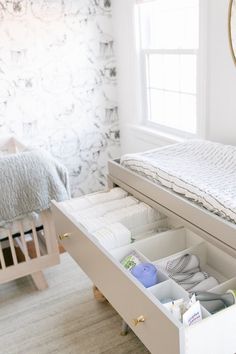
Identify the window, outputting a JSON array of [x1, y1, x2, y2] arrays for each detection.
[[137, 0, 203, 137]]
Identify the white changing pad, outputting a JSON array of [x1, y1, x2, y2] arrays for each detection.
[[120, 140, 236, 223]]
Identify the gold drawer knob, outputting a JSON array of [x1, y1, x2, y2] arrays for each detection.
[[58, 232, 72, 240], [133, 315, 145, 326]]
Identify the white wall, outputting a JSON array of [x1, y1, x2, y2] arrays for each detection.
[[207, 0, 236, 145], [112, 0, 236, 153]]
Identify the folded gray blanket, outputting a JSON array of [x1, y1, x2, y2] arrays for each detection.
[[0, 149, 70, 226]]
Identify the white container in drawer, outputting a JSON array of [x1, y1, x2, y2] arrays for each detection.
[[133, 228, 203, 262], [210, 277, 236, 294], [111, 245, 169, 284], [52, 188, 236, 354], [149, 279, 189, 304], [155, 242, 236, 287]]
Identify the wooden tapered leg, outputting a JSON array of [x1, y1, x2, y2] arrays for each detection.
[[93, 285, 107, 302], [31, 271, 48, 290], [120, 320, 129, 336]]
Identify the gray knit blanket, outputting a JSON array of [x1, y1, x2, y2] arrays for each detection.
[[0, 149, 70, 226]]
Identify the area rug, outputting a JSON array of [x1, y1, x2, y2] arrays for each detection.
[[0, 253, 149, 354]]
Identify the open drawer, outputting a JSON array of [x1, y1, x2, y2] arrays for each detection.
[[52, 188, 236, 354]]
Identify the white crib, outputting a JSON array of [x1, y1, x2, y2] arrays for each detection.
[[0, 136, 60, 290]]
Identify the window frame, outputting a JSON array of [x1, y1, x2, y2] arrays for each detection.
[[137, 0, 207, 139]]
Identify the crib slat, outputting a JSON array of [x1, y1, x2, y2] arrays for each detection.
[[31, 220, 41, 258], [41, 212, 52, 254], [0, 242, 6, 270], [7, 230, 18, 266], [18, 222, 30, 262]]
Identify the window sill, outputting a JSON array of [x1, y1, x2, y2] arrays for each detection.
[[127, 124, 186, 147]]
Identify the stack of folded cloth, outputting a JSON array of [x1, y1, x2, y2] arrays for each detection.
[[61, 187, 128, 213], [104, 202, 163, 229], [72, 196, 139, 219], [92, 223, 132, 250], [61, 187, 165, 251], [159, 253, 219, 292], [79, 202, 164, 233]]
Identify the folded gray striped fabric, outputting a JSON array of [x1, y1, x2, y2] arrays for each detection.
[[165, 254, 218, 292], [166, 254, 200, 274]]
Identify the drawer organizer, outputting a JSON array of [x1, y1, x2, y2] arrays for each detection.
[[52, 188, 236, 354]]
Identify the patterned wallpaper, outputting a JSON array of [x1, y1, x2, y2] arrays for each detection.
[[0, 0, 120, 196]]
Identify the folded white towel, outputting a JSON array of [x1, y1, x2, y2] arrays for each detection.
[[93, 223, 131, 250], [73, 196, 138, 219], [62, 188, 128, 213], [104, 202, 162, 230]]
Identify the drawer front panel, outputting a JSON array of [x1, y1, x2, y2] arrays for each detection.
[[185, 305, 236, 354], [52, 203, 182, 354]]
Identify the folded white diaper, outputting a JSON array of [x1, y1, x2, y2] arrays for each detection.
[[73, 196, 139, 219], [93, 223, 132, 250], [78, 217, 109, 232], [86, 188, 128, 205], [61, 197, 92, 212], [79, 202, 163, 233], [104, 202, 163, 230], [61, 188, 128, 213]]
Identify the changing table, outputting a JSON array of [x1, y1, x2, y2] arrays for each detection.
[[52, 158, 236, 354]]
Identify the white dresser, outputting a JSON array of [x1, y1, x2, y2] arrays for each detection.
[[52, 161, 236, 354]]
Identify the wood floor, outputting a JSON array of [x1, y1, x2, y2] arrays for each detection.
[[0, 253, 150, 354]]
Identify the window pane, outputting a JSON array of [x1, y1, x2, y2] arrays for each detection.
[[148, 54, 196, 94], [180, 55, 197, 94], [149, 89, 196, 134], [149, 90, 166, 126], [139, 0, 199, 50], [149, 90, 180, 130], [180, 94, 196, 133]]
